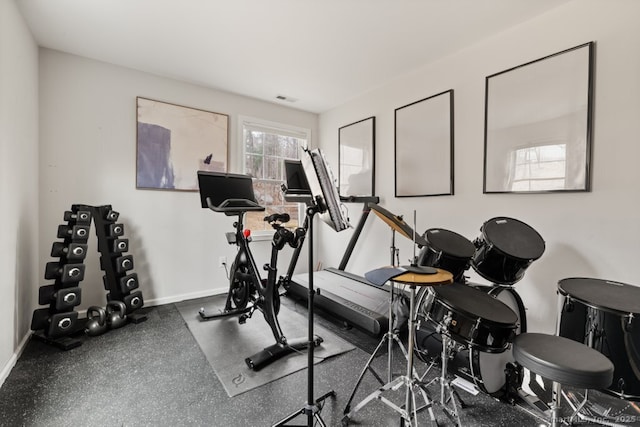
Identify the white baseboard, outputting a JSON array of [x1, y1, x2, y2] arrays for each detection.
[[0, 331, 32, 388], [0, 288, 226, 388], [143, 287, 227, 307]]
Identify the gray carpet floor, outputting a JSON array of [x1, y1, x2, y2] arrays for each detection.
[[0, 295, 634, 426]]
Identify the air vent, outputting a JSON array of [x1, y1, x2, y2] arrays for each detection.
[[275, 95, 298, 103]]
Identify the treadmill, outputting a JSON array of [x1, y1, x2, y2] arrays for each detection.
[[287, 266, 389, 336], [281, 159, 388, 336], [286, 202, 428, 337]]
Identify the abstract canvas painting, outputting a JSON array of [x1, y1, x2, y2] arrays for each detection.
[[136, 97, 228, 190]]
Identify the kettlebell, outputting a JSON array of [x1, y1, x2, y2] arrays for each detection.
[[85, 306, 108, 336], [106, 300, 128, 329]]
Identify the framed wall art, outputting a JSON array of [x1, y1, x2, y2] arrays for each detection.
[[395, 90, 454, 197], [338, 116, 375, 197], [136, 97, 229, 190], [483, 42, 594, 193]]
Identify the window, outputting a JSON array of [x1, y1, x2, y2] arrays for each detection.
[[509, 143, 567, 191], [241, 117, 310, 233]]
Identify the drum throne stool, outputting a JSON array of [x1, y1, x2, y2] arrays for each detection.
[[512, 333, 614, 427]]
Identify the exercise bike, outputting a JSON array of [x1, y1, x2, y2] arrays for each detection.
[[197, 170, 321, 371]]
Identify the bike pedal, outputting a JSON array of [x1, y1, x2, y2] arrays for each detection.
[[239, 315, 247, 324]]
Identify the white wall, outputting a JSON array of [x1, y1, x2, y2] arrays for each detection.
[[39, 49, 317, 311], [7, 0, 639, 384], [0, 0, 39, 382], [317, 0, 640, 334]]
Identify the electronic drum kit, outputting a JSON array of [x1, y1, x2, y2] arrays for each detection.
[[343, 204, 640, 426], [342, 207, 547, 426]]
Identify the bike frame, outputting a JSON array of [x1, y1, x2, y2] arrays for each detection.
[[226, 210, 309, 346]]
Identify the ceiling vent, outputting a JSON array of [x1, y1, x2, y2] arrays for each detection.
[[276, 95, 297, 103]]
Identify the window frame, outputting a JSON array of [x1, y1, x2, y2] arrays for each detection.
[[238, 115, 311, 239]]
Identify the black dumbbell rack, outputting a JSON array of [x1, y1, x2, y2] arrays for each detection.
[[30, 204, 146, 350]]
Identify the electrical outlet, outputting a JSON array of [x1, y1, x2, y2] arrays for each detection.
[[218, 256, 227, 268]]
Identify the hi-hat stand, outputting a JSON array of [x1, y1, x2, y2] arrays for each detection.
[[342, 228, 420, 416], [273, 204, 335, 427], [342, 206, 456, 426], [342, 267, 452, 426], [342, 204, 433, 419]]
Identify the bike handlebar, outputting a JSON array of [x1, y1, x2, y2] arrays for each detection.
[[264, 213, 290, 224], [206, 197, 265, 213]]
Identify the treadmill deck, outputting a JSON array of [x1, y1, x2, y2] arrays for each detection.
[[287, 268, 391, 336]]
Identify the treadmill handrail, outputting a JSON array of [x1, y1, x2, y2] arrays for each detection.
[[337, 197, 380, 270], [339, 195, 380, 204], [206, 197, 265, 213]]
